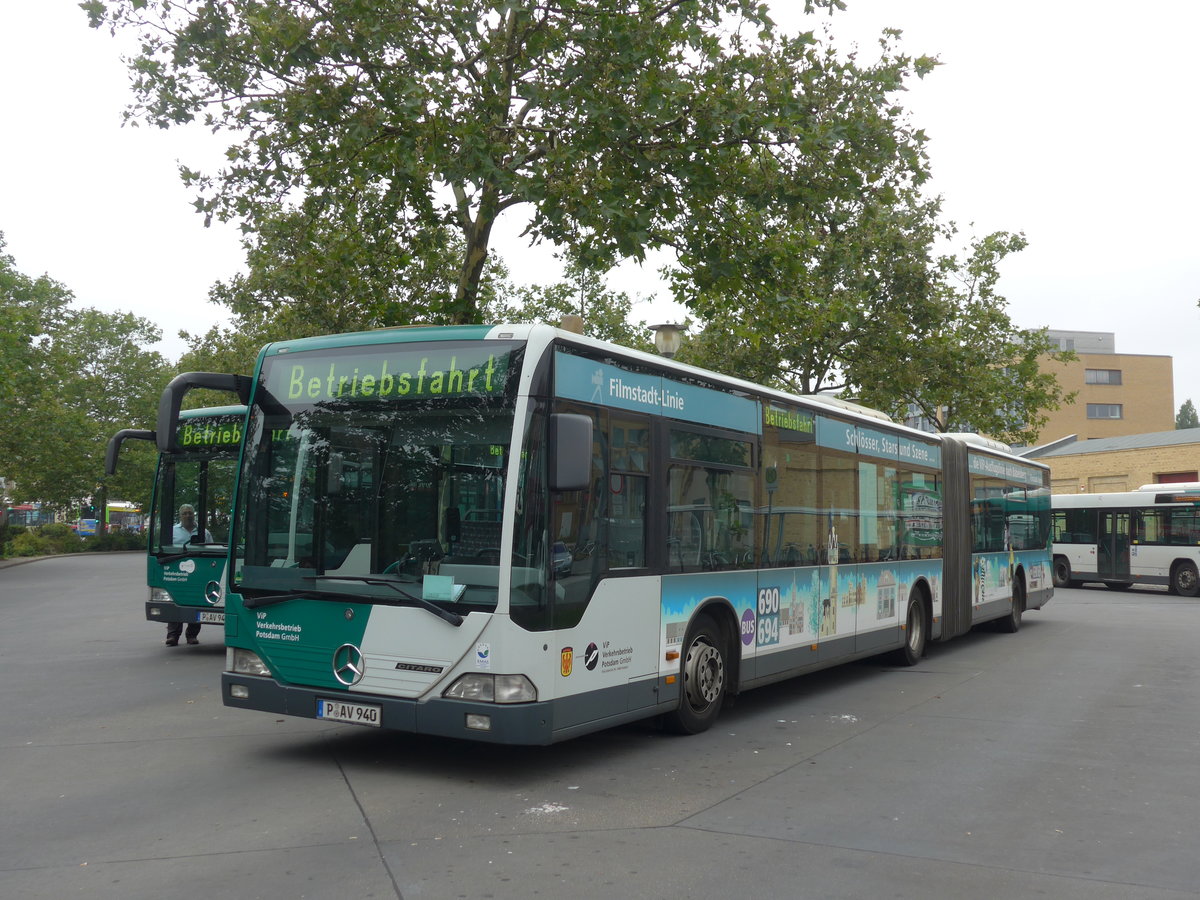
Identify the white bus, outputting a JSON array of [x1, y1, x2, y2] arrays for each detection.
[[158, 324, 1052, 744], [1051, 490, 1200, 595]]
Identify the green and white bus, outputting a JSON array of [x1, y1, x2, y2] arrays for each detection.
[[108, 393, 249, 635], [1051, 489, 1200, 595], [157, 325, 1052, 744]]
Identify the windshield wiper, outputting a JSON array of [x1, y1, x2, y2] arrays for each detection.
[[241, 590, 311, 610], [242, 584, 378, 609], [308, 575, 464, 627], [159, 540, 228, 564]]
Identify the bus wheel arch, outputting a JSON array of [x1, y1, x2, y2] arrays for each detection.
[[1171, 560, 1199, 597], [665, 603, 735, 735]]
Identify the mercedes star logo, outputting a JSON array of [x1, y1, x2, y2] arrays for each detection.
[[204, 581, 222, 605], [332, 643, 366, 686]]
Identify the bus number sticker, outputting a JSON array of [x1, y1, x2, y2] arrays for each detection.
[[757, 587, 781, 647]]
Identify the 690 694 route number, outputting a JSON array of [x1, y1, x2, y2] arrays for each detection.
[[756, 587, 780, 647]]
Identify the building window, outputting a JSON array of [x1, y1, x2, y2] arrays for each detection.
[[1085, 369, 1122, 385], [1086, 403, 1123, 419]]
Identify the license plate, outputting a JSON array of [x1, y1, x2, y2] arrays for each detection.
[[316, 698, 381, 727], [197, 611, 225, 624]]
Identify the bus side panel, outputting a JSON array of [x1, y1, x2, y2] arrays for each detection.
[[541, 575, 666, 732], [1022, 551, 1054, 610]]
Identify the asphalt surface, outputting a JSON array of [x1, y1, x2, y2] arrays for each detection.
[[2, 553, 1200, 899]]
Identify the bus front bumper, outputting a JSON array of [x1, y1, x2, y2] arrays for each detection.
[[146, 602, 225, 625], [221, 672, 556, 744]]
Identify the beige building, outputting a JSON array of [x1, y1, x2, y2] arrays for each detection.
[[1037, 330, 1174, 442], [1025, 429, 1200, 494]]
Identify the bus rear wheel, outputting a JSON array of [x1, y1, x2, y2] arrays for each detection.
[[665, 614, 727, 735], [1052, 557, 1073, 588], [1171, 561, 1199, 597], [890, 590, 928, 666], [996, 577, 1024, 633]]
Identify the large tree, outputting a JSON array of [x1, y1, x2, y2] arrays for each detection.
[[85, 0, 934, 324], [853, 232, 1075, 444], [0, 234, 170, 512]]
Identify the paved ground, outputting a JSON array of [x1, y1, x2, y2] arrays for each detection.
[[3, 554, 1199, 899]]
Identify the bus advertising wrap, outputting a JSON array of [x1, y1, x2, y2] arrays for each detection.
[[555, 351, 760, 434]]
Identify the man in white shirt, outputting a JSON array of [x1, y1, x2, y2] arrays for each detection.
[[172, 504, 213, 544], [165, 504, 213, 647]]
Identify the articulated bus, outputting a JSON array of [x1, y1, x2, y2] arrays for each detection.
[[159, 325, 1052, 744], [107, 403, 248, 635], [1051, 490, 1200, 595]]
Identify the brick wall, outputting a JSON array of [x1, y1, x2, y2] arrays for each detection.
[[1038, 352, 1174, 442], [1046, 442, 1200, 494]]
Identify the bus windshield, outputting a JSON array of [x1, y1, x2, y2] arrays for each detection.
[[150, 413, 242, 556], [232, 342, 522, 611]]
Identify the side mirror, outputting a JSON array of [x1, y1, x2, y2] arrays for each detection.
[[156, 372, 252, 452], [105, 429, 155, 476], [549, 413, 593, 492]]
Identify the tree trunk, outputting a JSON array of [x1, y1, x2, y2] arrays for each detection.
[[452, 186, 501, 325]]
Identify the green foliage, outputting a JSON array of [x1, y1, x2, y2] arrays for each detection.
[[854, 232, 1076, 444], [486, 258, 656, 351], [7, 524, 85, 558], [86, 0, 935, 327], [86, 529, 148, 552], [0, 233, 170, 513], [1177, 399, 1199, 430]]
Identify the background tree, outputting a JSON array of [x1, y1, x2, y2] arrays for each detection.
[[85, 0, 935, 325], [1177, 399, 1199, 430], [0, 234, 169, 513], [486, 258, 655, 350], [854, 232, 1075, 444]]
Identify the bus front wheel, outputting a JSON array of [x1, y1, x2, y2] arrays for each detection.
[[1171, 561, 1199, 597], [996, 577, 1024, 633], [665, 614, 727, 735]]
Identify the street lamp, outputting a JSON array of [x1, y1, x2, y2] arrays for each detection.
[[649, 322, 683, 358]]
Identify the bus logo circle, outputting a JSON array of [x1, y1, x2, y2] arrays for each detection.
[[740, 608, 756, 646]]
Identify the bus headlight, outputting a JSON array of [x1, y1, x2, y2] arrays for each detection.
[[150, 587, 174, 603], [443, 673, 536, 703], [227, 647, 271, 677]]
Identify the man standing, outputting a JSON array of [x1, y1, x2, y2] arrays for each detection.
[[165, 504, 212, 647]]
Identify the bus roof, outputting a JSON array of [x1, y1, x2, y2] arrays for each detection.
[[253, 322, 1043, 471], [1053, 490, 1200, 509]]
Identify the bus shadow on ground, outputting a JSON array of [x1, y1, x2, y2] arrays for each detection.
[[254, 647, 980, 781]]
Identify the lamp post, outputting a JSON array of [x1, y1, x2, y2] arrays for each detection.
[[649, 322, 683, 358]]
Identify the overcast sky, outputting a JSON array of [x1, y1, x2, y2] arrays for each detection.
[[2, 1, 1197, 408]]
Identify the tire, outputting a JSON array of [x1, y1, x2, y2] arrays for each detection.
[[996, 576, 1024, 633], [1171, 561, 1200, 597], [1052, 557, 1072, 589], [664, 614, 727, 735], [890, 590, 928, 666]]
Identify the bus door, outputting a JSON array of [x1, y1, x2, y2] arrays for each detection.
[[1098, 510, 1131, 582]]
